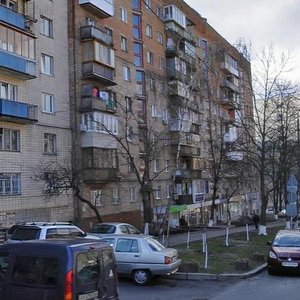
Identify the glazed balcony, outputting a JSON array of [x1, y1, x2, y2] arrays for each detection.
[[80, 25, 113, 46], [82, 62, 115, 86], [79, 0, 114, 18], [83, 167, 118, 183], [0, 98, 38, 123], [168, 80, 190, 98], [222, 79, 239, 93], [220, 61, 239, 77], [0, 50, 36, 80], [166, 44, 196, 66], [164, 21, 197, 45], [0, 5, 25, 30]]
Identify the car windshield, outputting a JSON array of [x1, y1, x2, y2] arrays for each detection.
[[273, 234, 300, 247], [146, 237, 165, 251], [10, 227, 41, 240], [90, 224, 116, 234]]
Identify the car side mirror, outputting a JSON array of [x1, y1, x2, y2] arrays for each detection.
[[266, 241, 272, 246]]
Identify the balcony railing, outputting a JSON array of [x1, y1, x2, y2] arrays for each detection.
[[222, 79, 239, 93], [0, 99, 38, 123], [164, 21, 197, 45], [80, 25, 113, 46], [79, 0, 114, 18], [0, 50, 36, 80], [220, 61, 239, 77], [82, 62, 115, 86], [81, 97, 116, 113], [168, 80, 190, 98], [0, 5, 25, 30], [166, 44, 197, 65], [83, 167, 118, 183]]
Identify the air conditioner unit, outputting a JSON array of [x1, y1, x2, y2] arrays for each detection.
[[79, 124, 87, 131]]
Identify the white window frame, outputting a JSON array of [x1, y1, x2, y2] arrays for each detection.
[[91, 189, 104, 207], [129, 187, 137, 202], [157, 31, 163, 44], [159, 56, 165, 70], [145, 0, 152, 10], [120, 35, 128, 52], [112, 188, 120, 205], [40, 15, 53, 37], [166, 184, 171, 199], [154, 186, 161, 199], [41, 53, 54, 75], [42, 92, 55, 113], [153, 159, 159, 173], [0, 173, 21, 195], [146, 24, 152, 38], [44, 133, 57, 154], [147, 50, 153, 64], [165, 160, 170, 172], [0, 128, 20, 151], [122, 65, 131, 81], [0, 81, 17, 100], [120, 7, 128, 23]]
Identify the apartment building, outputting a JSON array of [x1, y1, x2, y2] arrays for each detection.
[[0, 0, 73, 227]]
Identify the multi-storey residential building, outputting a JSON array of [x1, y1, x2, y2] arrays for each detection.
[[0, 0, 73, 227]]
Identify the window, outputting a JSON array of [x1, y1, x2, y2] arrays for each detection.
[[133, 42, 143, 67], [132, 14, 141, 40], [112, 188, 120, 205], [85, 17, 95, 26], [40, 16, 53, 37], [120, 7, 128, 23], [145, 0, 152, 9], [159, 57, 165, 70], [83, 148, 117, 169], [137, 99, 146, 124], [127, 156, 133, 173], [151, 105, 157, 117], [157, 31, 163, 44], [153, 159, 159, 173], [0, 81, 17, 100], [41, 53, 54, 75], [0, 0, 17, 11], [42, 93, 55, 113], [44, 133, 56, 154], [127, 126, 134, 141], [120, 36, 128, 52], [129, 187, 136, 202], [125, 96, 132, 112], [136, 70, 145, 95], [165, 160, 170, 172], [0, 173, 21, 195], [200, 39, 208, 59], [116, 238, 139, 253], [91, 189, 103, 206], [147, 51, 153, 65], [166, 184, 171, 198], [149, 77, 155, 90], [94, 42, 115, 67], [0, 128, 20, 151], [132, 0, 140, 11], [146, 24, 152, 38], [154, 186, 161, 199], [122, 65, 131, 81]]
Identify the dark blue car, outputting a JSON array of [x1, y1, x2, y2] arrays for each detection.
[[0, 239, 119, 300]]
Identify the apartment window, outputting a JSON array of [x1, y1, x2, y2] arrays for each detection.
[[129, 187, 136, 202], [0, 0, 17, 11], [149, 77, 155, 90], [137, 99, 146, 124], [127, 126, 134, 141], [147, 51, 153, 65], [0, 173, 21, 195], [0, 128, 20, 151], [145, 0, 152, 9], [165, 160, 170, 172], [132, 14, 141, 40], [83, 148, 117, 169], [151, 105, 157, 117], [127, 156, 133, 173], [146, 24, 152, 38], [112, 188, 120, 205], [133, 42, 143, 67], [44, 133, 56, 154], [200, 39, 208, 59], [83, 112, 119, 135], [125, 96, 132, 112], [120, 36, 128, 52], [162, 108, 169, 124], [41, 53, 54, 75], [0, 81, 17, 100], [122, 65, 131, 81], [120, 7, 128, 23], [157, 31, 163, 44], [166, 184, 171, 198], [42, 93, 55, 113], [159, 57, 165, 70], [40, 16, 53, 37], [132, 0, 141, 11], [105, 27, 113, 37], [85, 17, 95, 26], [153, 159, 159, 173], [154, 186, 161, 199], [94, 42, 115, 67], [91, 190, 103, 206], [136, 70, 145, 95]]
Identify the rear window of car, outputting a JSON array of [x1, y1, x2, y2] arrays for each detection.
[[45, 227, 84, 239], [90, 224, 116, 234], [12, 256, 59, 286], [146, 237, 165, 251], [10, 227, 41, 240]]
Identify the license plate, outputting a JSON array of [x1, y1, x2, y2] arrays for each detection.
[[282, 261, 298, 267], [78, 291, 98, 300]]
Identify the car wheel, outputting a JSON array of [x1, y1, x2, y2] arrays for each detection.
[[132, 269, 151, 286], [267, 267, 278, 276]]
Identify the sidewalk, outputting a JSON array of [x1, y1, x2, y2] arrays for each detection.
[[163, 219, 285, 280]]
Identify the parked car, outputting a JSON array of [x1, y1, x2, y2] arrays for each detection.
[[100, 234, 181, 285], [267, 229, 300, 275], [88, 222, 141, 237], [0, 239, 119, 300], [5, 222, 100, 243]]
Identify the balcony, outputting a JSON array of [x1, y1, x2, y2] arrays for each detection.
[[171, 143, 201, 157], [0, 50, 36, 80], [83, 167, 118, 183], [79, 0, 114, 18], [166, 44, 197, 66], [0, 5, 26, 30], [222, 79, 239, 93], [167, 66, 190, 84], [220, 61, 239, 77], [164, 21, 197, 45], [81, 25, 113, 46], [81, 97, 116, 113], [82, 62, 115, 86], [224, 128, 237, 143], [226, 151, 243, 161], [168, 80, 190, 98], [176, 195, 193, 205], [81, 131, 117, 148], [0, 99, 38, 123]]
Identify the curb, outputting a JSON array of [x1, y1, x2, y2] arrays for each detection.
[[165, 263, 267, 281]]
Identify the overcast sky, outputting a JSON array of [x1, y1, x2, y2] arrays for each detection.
[[185, 0, 300, 82]]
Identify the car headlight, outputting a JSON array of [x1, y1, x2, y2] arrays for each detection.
[[269, 251, 277, 259]]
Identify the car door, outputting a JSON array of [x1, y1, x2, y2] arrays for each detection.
[[114, 238, 140, 274]]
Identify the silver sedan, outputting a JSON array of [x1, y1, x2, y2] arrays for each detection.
[[100, 234, 181, 285]]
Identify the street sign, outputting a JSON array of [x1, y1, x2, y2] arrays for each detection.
[[287, 175, 298, 193], [286, 203, 297, 217], [287, 192, 298, 204]]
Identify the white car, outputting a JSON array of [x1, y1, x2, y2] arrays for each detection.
[[100, 234, 181, 285], [88, 222, 141, 237], [5, 222, 99, 243]]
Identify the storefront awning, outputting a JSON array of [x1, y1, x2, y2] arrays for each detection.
[[169, 205, 187, 213]]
